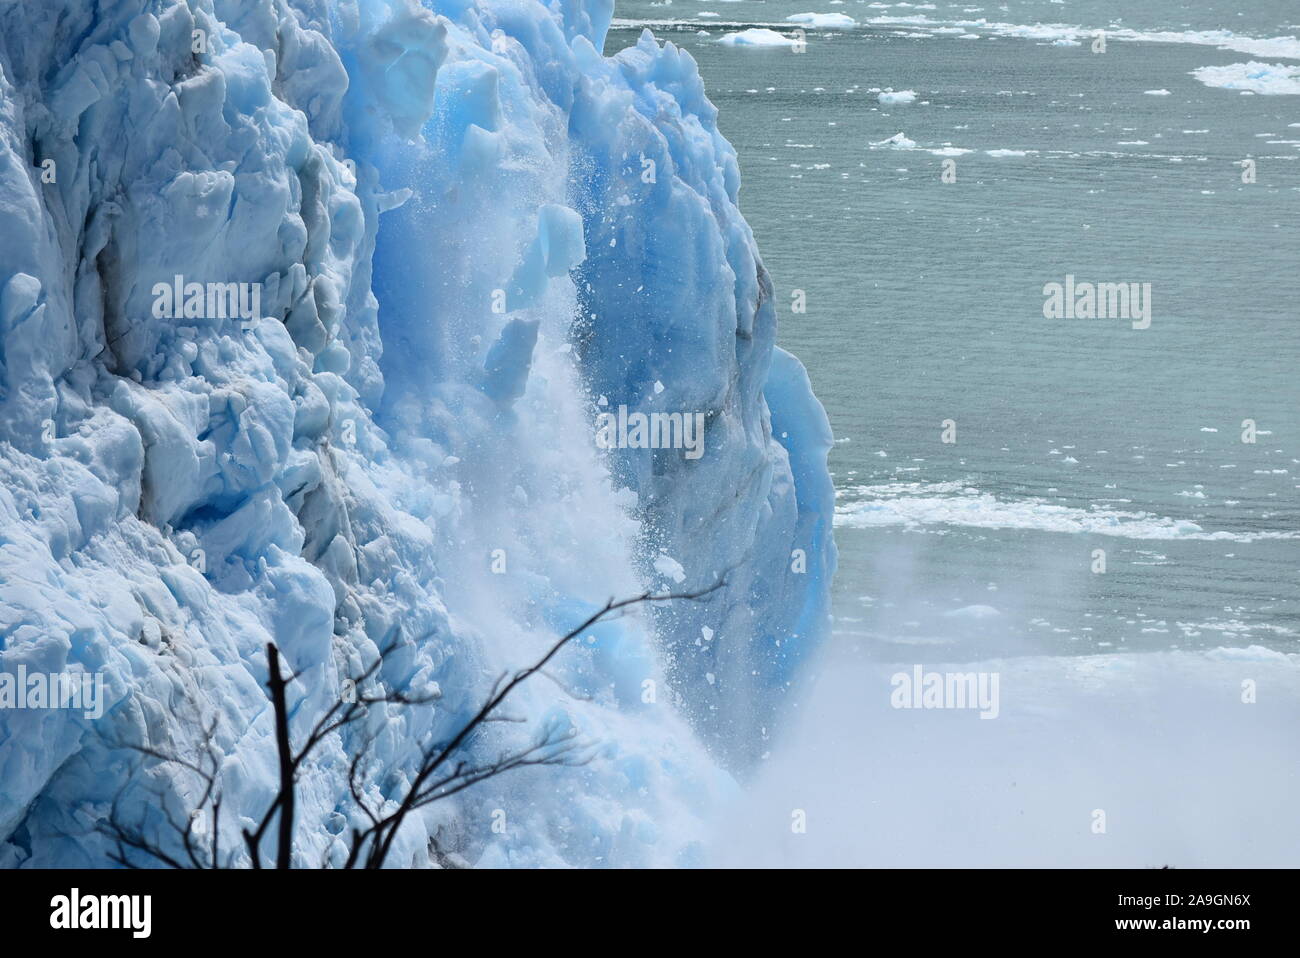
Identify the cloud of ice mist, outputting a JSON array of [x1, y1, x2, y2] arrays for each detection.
[[708, 638, 1300, 867]]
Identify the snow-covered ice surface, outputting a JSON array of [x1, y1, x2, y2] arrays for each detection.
[[715, 643, 1300, 867], [0, 0, 835, 867]]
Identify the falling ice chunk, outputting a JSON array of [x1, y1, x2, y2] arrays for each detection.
[[653, 554, 686, 583]]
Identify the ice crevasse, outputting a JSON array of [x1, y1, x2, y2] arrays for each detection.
[[0, 0, 835, 867]]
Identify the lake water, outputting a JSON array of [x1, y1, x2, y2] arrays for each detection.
[[612, 1, 1300, 662]]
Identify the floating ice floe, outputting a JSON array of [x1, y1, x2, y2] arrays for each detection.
[[857, 16, 1300, 61], [834, 482, 1300, 542], [943, 604, 1003, 620], [870, 132, 918, 149], [718, 27, 799, 47], [785, 12, 858, 29], [1190, 61, 1300, 95], [878, 89, 918, 104]]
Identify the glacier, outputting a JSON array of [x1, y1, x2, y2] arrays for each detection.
[[0, 0, 835, 867]]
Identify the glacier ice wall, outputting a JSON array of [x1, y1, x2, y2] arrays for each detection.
[[0, 0, 834, 867]]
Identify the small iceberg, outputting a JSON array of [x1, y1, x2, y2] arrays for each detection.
[[719, 27, 800, 47], [870, 132, 917, 149], [785, 12, 857, 29], [943, 605, 1003, 620]]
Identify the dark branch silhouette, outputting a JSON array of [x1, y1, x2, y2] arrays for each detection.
[[100, 714, 227, 869], [100, 577, 725, 868]]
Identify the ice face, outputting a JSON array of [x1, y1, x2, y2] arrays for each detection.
[[0, 0, 834, 867]]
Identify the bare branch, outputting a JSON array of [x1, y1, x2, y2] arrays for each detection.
[[99, 575, 727, 870], [357, 577, 727, 867]]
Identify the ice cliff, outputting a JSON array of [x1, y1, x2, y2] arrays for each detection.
[[0, 0, 835, 867]]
